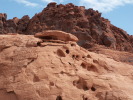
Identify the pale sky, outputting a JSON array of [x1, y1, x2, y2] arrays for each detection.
[[0, 0, 133, 35]]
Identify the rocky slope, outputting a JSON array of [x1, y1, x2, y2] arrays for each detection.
[[0, 32, 133, 100], [0, 2, 133, 52]]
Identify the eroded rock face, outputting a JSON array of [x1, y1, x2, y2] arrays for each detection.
[[0, 3, 133, 52], [0, 15, 30, 34], [17, 15, 30, 34], [0, 13, 7, 34], [0, 35, 133, 100]]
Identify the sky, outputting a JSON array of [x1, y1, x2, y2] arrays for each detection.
[[0, 0, 133, 35]]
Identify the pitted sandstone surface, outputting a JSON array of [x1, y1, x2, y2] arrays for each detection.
[[0, 35, 133, 100]]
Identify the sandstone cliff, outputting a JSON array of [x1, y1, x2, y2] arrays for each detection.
[[0, 32, 133, 100], [0, 2, 133, 52]]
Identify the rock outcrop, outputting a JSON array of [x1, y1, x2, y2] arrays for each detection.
[[0, 13, 7, 34], [0, 33, 133, 100], [35, 30, 78, 42], [0, 2, 133, 52]]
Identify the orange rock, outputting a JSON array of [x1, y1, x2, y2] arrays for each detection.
[[34, 30, 79, 42], [0, 35, 133, 100], [0, 3, 133, 52]]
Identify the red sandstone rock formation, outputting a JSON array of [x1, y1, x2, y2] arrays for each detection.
[[35, 30, 79, 42], [0, 2, 133, 52], [1, 34, 133, 100]]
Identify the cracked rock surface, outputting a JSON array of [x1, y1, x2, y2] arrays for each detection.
[[0, 35, 133, 100]]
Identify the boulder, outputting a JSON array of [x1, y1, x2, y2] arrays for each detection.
[[47, 2, 57, 8], [34, 30, 79, 42]]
